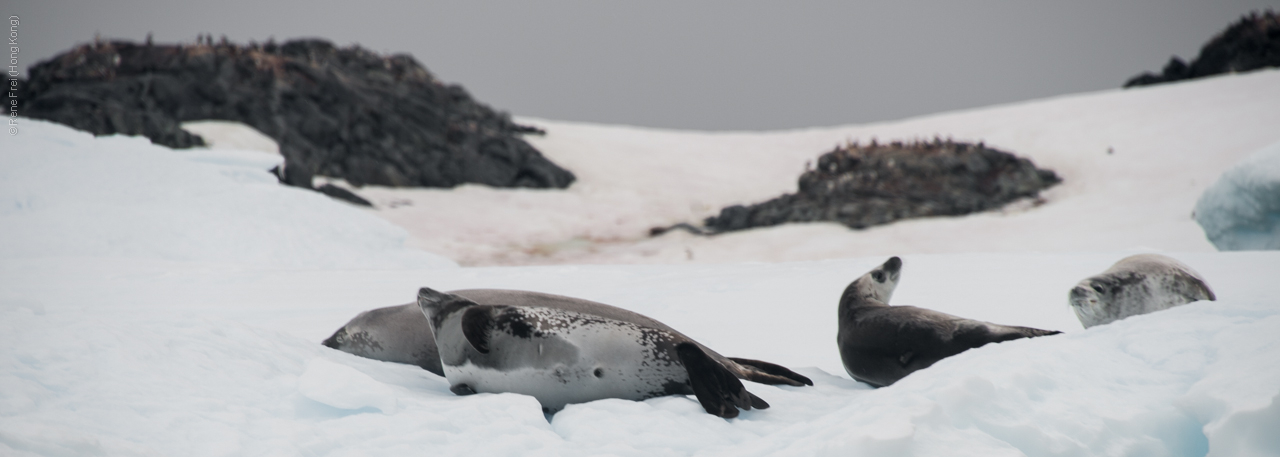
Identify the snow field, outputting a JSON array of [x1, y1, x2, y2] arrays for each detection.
[[353, 69, 1280, 265]]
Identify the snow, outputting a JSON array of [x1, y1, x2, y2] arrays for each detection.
[[179, 121, 282, 156], [0, 122, 455, 269], [348, 69, 1280, 265], [2, 70, 1280, 456], [1195, 140, 1280, 251]]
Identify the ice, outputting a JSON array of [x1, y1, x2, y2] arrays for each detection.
[[1195, 140, 1280, 251], [298, 358, 399, 413], [1203, 393, 1280, 457]]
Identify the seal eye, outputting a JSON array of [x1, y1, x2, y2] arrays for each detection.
[[593, 368, 604, 378], [1091, 285, 1104, 294], [872, 271, 885, 283]]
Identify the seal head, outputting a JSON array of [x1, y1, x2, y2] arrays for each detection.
[[1069, 254, 1215, 328], [322, 303, 443, 376]]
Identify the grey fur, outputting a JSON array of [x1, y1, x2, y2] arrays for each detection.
[[837, 257, 1061, 387], [1068, 254, 1216, 328], [323, 304, 443, 376]]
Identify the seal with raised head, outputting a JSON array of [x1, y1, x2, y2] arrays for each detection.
[[837, 256, 1061, 387], [323, 304, 443, 376], [416, 288, 813, 418], [1069, 253, 1216, 328]]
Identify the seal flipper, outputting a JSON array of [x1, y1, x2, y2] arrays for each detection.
[[728, 357, 814, 386], [461, 306, 499, 354], [677, 342, 760, 418], [450, 383, 477, 395], [952, 320, 1061, 350]]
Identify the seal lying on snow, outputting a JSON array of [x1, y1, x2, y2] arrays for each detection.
[[837, 257, 1061, 387], [417, 288, 812, 418], [1069, 253, 1216, 328], [323, 304, 444, 376]]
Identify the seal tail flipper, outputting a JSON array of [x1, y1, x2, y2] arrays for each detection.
[[677, 342, 761, 418], [727, 357, 814, 386], [1011, 326, 1062, 338], [953, 321, 1061, 350]]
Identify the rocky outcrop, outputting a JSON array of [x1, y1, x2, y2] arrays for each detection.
[[1125, 11, 1280, 88], [697, 139, 1061, 233], [4, 37, 574, 190]]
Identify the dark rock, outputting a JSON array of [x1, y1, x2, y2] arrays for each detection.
[[316, 184, 374, 207], [1125, 10, 1280, 87], [699, 139, 1061, 234], [4, 38, 574, 190]]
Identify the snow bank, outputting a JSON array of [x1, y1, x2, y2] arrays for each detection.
[[0, 120, 455, 269], [1195, 141, 1280, 251], [1, 252, 1277, 457]]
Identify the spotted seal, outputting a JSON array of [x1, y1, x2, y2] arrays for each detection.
[[416, 288, 812, 418]]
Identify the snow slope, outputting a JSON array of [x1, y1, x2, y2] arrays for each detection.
[[2, 72, 1279, 457], [347, 69, 1280, 265], [0, 122, 454, 270]]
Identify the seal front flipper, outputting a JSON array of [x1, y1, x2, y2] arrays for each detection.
[[727, 357, 814, 386], [450, 383, 477, 395], [461, 306, 499, 354], [677, 342, 761, 418]]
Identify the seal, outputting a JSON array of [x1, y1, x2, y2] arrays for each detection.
[[323, 304, 443, 376], [1068, 253, 1216, 328], [416, 288, 813, 418], [837, 256, 1061, 387]]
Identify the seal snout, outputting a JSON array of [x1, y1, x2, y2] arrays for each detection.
[[321, 329, 344, 349], [882, 256, 902, 274], [417, 287, 447, 312], [1068, 285, 1098, 308]]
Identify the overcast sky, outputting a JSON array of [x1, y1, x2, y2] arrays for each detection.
[[8, 1, 1279, 130]]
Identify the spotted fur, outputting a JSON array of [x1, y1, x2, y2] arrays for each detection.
[[417, 288, 806, 417], [1068, 254, 1215, 328]]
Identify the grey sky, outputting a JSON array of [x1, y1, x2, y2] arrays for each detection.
[[7, 1, 1279, 130]]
